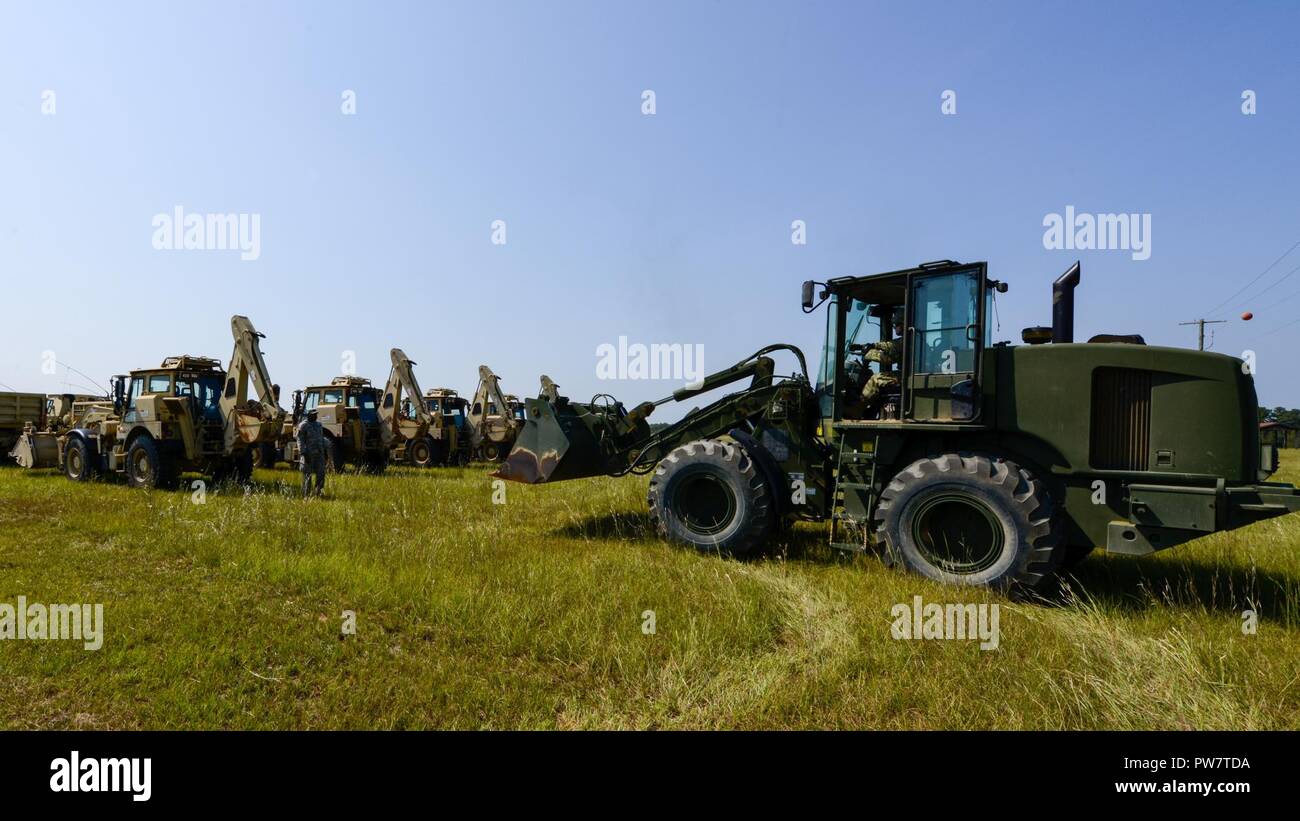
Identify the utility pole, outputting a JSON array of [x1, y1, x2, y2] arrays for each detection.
[[1179, 318, 1228, 351]]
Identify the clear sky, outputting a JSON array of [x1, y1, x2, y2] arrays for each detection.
[[2, 0, 1297, 418]]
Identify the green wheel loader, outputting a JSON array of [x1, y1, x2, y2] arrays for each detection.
[[495, 260, 1300, 594]]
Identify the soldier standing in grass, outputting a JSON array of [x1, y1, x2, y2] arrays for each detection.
[[297, 408, 326, 498]]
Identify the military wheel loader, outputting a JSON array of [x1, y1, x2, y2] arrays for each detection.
[[496, 260, 1300, 595], [17, 316, 284, 489], [467, 365, 523, 462]]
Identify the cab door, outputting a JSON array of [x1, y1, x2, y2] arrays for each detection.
[[905, 263, 986, 422]]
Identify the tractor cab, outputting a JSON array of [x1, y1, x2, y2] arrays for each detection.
[[424, 388, 468, 432], [301, 376, 381, 426], [505, 395, 526, 422], [123, 357, 226, 428], [806, 260, 998, 426]]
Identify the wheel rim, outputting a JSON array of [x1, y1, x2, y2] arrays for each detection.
[[413, 442, 430, 463], [67, 447, 83, 477], [673, 471, 737, 536], [910, 492, 1004, 575], [131, 448, 153, 482]]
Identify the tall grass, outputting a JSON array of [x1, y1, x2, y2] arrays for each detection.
[[1, 454, 1297, 729]]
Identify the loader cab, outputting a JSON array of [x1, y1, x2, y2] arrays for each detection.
[[346, 388, 380, 424], [301, 377, 380, 426], [813, 260, 993, 426], [424, 390, 468, 429], [123, 358, 223, 424], [505, 396, 526, 422]]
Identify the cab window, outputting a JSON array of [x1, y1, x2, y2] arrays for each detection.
[[353, 390, 379, 423], [127, 378, 144, 410], [911, 271, 979, 375], [322, 389, 344, 404], [304, 392, 320, 412], [147, 374, 171, 393]]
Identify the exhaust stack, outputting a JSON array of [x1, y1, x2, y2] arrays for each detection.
[[1052, 261, 1081, 344]]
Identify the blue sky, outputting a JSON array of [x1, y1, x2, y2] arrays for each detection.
[[2, 0, 1297, 416]]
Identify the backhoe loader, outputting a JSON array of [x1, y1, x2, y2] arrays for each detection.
[[284, 376, 389, 473], [377, 348, 444, 468], [421, 387, 471, 466], [279, 349, 445, 472], [496, 260, 1300, 595], [19, 315, 284, 488], [466, 365, 522, 462]]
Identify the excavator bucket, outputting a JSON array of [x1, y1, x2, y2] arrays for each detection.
[[493, 394, 625, 484], [10, 430, 60, 469]]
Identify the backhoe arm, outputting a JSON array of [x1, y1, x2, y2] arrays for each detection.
[[380, 348, 432, 445], [222, 315, 286, 452]]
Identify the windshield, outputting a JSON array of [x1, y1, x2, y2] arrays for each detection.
[[428, 398, 463, 418], [349, 390, 379, 423], [176, 374, 224, 421], [816, 295, 840, 417]]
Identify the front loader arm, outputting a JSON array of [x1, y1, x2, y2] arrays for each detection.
[[495, 344, 811, 484], [222, 315, 286, 453]]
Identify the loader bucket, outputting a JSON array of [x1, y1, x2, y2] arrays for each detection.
[[493, 396, 612, 484], [10, 430, 60, 469]]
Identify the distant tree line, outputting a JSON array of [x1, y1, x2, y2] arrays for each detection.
[[1259, 407, 1300, 426]]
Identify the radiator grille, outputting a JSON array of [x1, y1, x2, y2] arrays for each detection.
[[1090, 368, 1151, 471]]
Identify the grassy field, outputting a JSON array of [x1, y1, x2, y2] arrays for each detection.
[[2, 452, 1299, 730]]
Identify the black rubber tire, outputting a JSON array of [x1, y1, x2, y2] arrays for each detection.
[[409, 436, 436, 468], [429, 437, 451, 466], [873, 453, 1061, 595], [250, 442, 277, 468], [326, 435, 347, 473], [232, 447, 254, 485], [1059, 545, 1094, 572], [63, 438, 97, 482], [647, 439, 775, 558], [125, 435, 177, 490], [362, 449, 389, 475]]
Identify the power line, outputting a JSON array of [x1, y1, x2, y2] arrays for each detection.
[[1259, 315, 1300, 338], [56, 361, 109, 395], [1203, 239, 1300, 318], [1228, 260, 1300, 313]]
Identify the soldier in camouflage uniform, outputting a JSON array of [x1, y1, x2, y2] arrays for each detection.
[[860, 308, 905, 413], [296, 408, 327, 498]]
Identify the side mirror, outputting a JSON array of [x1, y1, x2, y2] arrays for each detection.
[[801, 280, 815, 310]]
